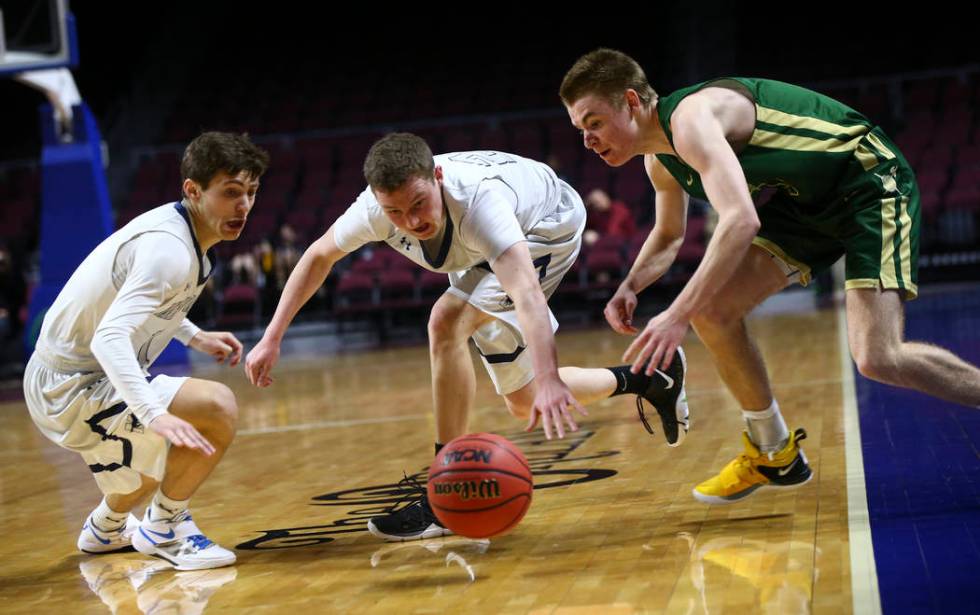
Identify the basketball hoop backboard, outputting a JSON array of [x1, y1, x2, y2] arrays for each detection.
[[0, 0, 77, 75]]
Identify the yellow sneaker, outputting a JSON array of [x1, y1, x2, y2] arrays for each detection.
[[693, 428, 812, 504]]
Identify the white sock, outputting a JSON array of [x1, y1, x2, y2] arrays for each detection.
[[743, 399, 790, 454], [91, 498, 128, 531], [149, 490, 190, 522]]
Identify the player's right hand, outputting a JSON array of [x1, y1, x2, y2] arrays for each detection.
[[148, 414, 215, 456], [605, 284, 640, 335], [524, 376, 588, 440], [244, 337, 280, 387]]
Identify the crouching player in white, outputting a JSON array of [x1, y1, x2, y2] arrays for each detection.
[[23, 132, 268, 570], [246, 133, 690, 541]]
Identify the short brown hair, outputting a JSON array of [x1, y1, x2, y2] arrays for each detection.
[[180, 132, 269, 193], [363, 133, 435, 193], [560, 48, 657, 108]]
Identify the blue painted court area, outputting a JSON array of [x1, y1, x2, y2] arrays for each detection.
[[856, 285, 980, 614]]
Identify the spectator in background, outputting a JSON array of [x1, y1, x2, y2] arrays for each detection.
[[255, 238, 275, 284], [253, 239, 279, 317], [583, 188, 635, 247], [274, 224, 302, 291], [229, 251, 258, 286]]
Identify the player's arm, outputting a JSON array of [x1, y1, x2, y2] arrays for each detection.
[[91, 235, 214, 454], [175, 318, 202, 346], [490, 241, 586, 439], [620, 94, 759, 373], [491, 241, 560, 385], [624, 155, 690, 293], [604, 155, 689, 334], [245, 226, 349, 387], [666, 95, 759, 320], [465, 183, 561, 387], [172, 317, 244, 367]]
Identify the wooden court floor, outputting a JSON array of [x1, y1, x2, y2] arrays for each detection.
[[0, 305, 856, 614]]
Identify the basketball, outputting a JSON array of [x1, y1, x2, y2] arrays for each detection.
[[426, 433, 533, 538]]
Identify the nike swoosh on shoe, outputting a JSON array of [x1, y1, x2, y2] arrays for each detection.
[[778, 458, 800, 476], [85, 524, 112, 545], [141, 527, 176, 542]]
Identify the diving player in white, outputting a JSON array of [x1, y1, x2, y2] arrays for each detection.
[[23, 132, 269, 570], [244, 133, 690, 541]]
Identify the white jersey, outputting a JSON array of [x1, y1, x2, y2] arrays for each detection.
[[33, 202, 209, 423], [332, 151, 584, 271]]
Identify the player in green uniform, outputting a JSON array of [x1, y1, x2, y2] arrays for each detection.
[[560, 48, 980, 504]]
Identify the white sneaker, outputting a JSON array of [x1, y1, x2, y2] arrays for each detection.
[[131, 510, 236, 571], [77, 513, 141, 554]]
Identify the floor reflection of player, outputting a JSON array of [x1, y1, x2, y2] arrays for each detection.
[[675, 532, 819, 614], [79, 557, 238, 615]]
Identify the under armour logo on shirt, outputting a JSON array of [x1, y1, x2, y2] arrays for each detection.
[[399, 237, 412, 251]]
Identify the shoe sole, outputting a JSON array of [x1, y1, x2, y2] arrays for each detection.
[[666, 387, 689, 448], [691, 472, 813, 505], [366, 520, 453, 542], [140, 552, 237, 571], [665, 347, 689, 447], [79, 544, 136, 555], [132, 529, 236, 571]]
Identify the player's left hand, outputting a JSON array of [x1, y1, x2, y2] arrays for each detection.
[[622, 308, 689, 376], [524, 376, 588, 440], [190, 331, 243, 366]]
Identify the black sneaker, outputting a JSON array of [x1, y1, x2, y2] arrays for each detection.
[[637, 346, 690, 447], [366, 474, 453, 542]]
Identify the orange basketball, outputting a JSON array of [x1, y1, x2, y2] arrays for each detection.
[[427, 433, 533, 538]]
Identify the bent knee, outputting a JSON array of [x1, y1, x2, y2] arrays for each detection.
[[849, 332, 903, 383], [852, 350, 900, 383], [427, 308, 465, 347], [207, 383, 239, 426], [690, 303, 746, 334]]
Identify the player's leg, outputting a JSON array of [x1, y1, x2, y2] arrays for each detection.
[[689, 243, 812, 504], [842, 153, 980, 407], [131, 377, 238, 570], [846, 287, 980, 406], [501, 352, 690, 446], [367, 291, 495, 542], [689, 244, 791, 412], [488, 201, 692, 444], [77, 475, 158, 554], [427, 291, 497, 443], [104, 476, 158, 512], [154, 378, 238, 500], [20, 357, 158, 554]]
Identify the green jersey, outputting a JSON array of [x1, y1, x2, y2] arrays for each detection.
[[655, 77, 900, 205], [654, 77, 920, 299]]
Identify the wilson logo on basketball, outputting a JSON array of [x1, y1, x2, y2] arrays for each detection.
[[441, 448, 492, 465], [433, 478, 501, 501]]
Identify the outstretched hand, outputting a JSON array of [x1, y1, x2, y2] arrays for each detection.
[[524, 376, 589, 439]]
